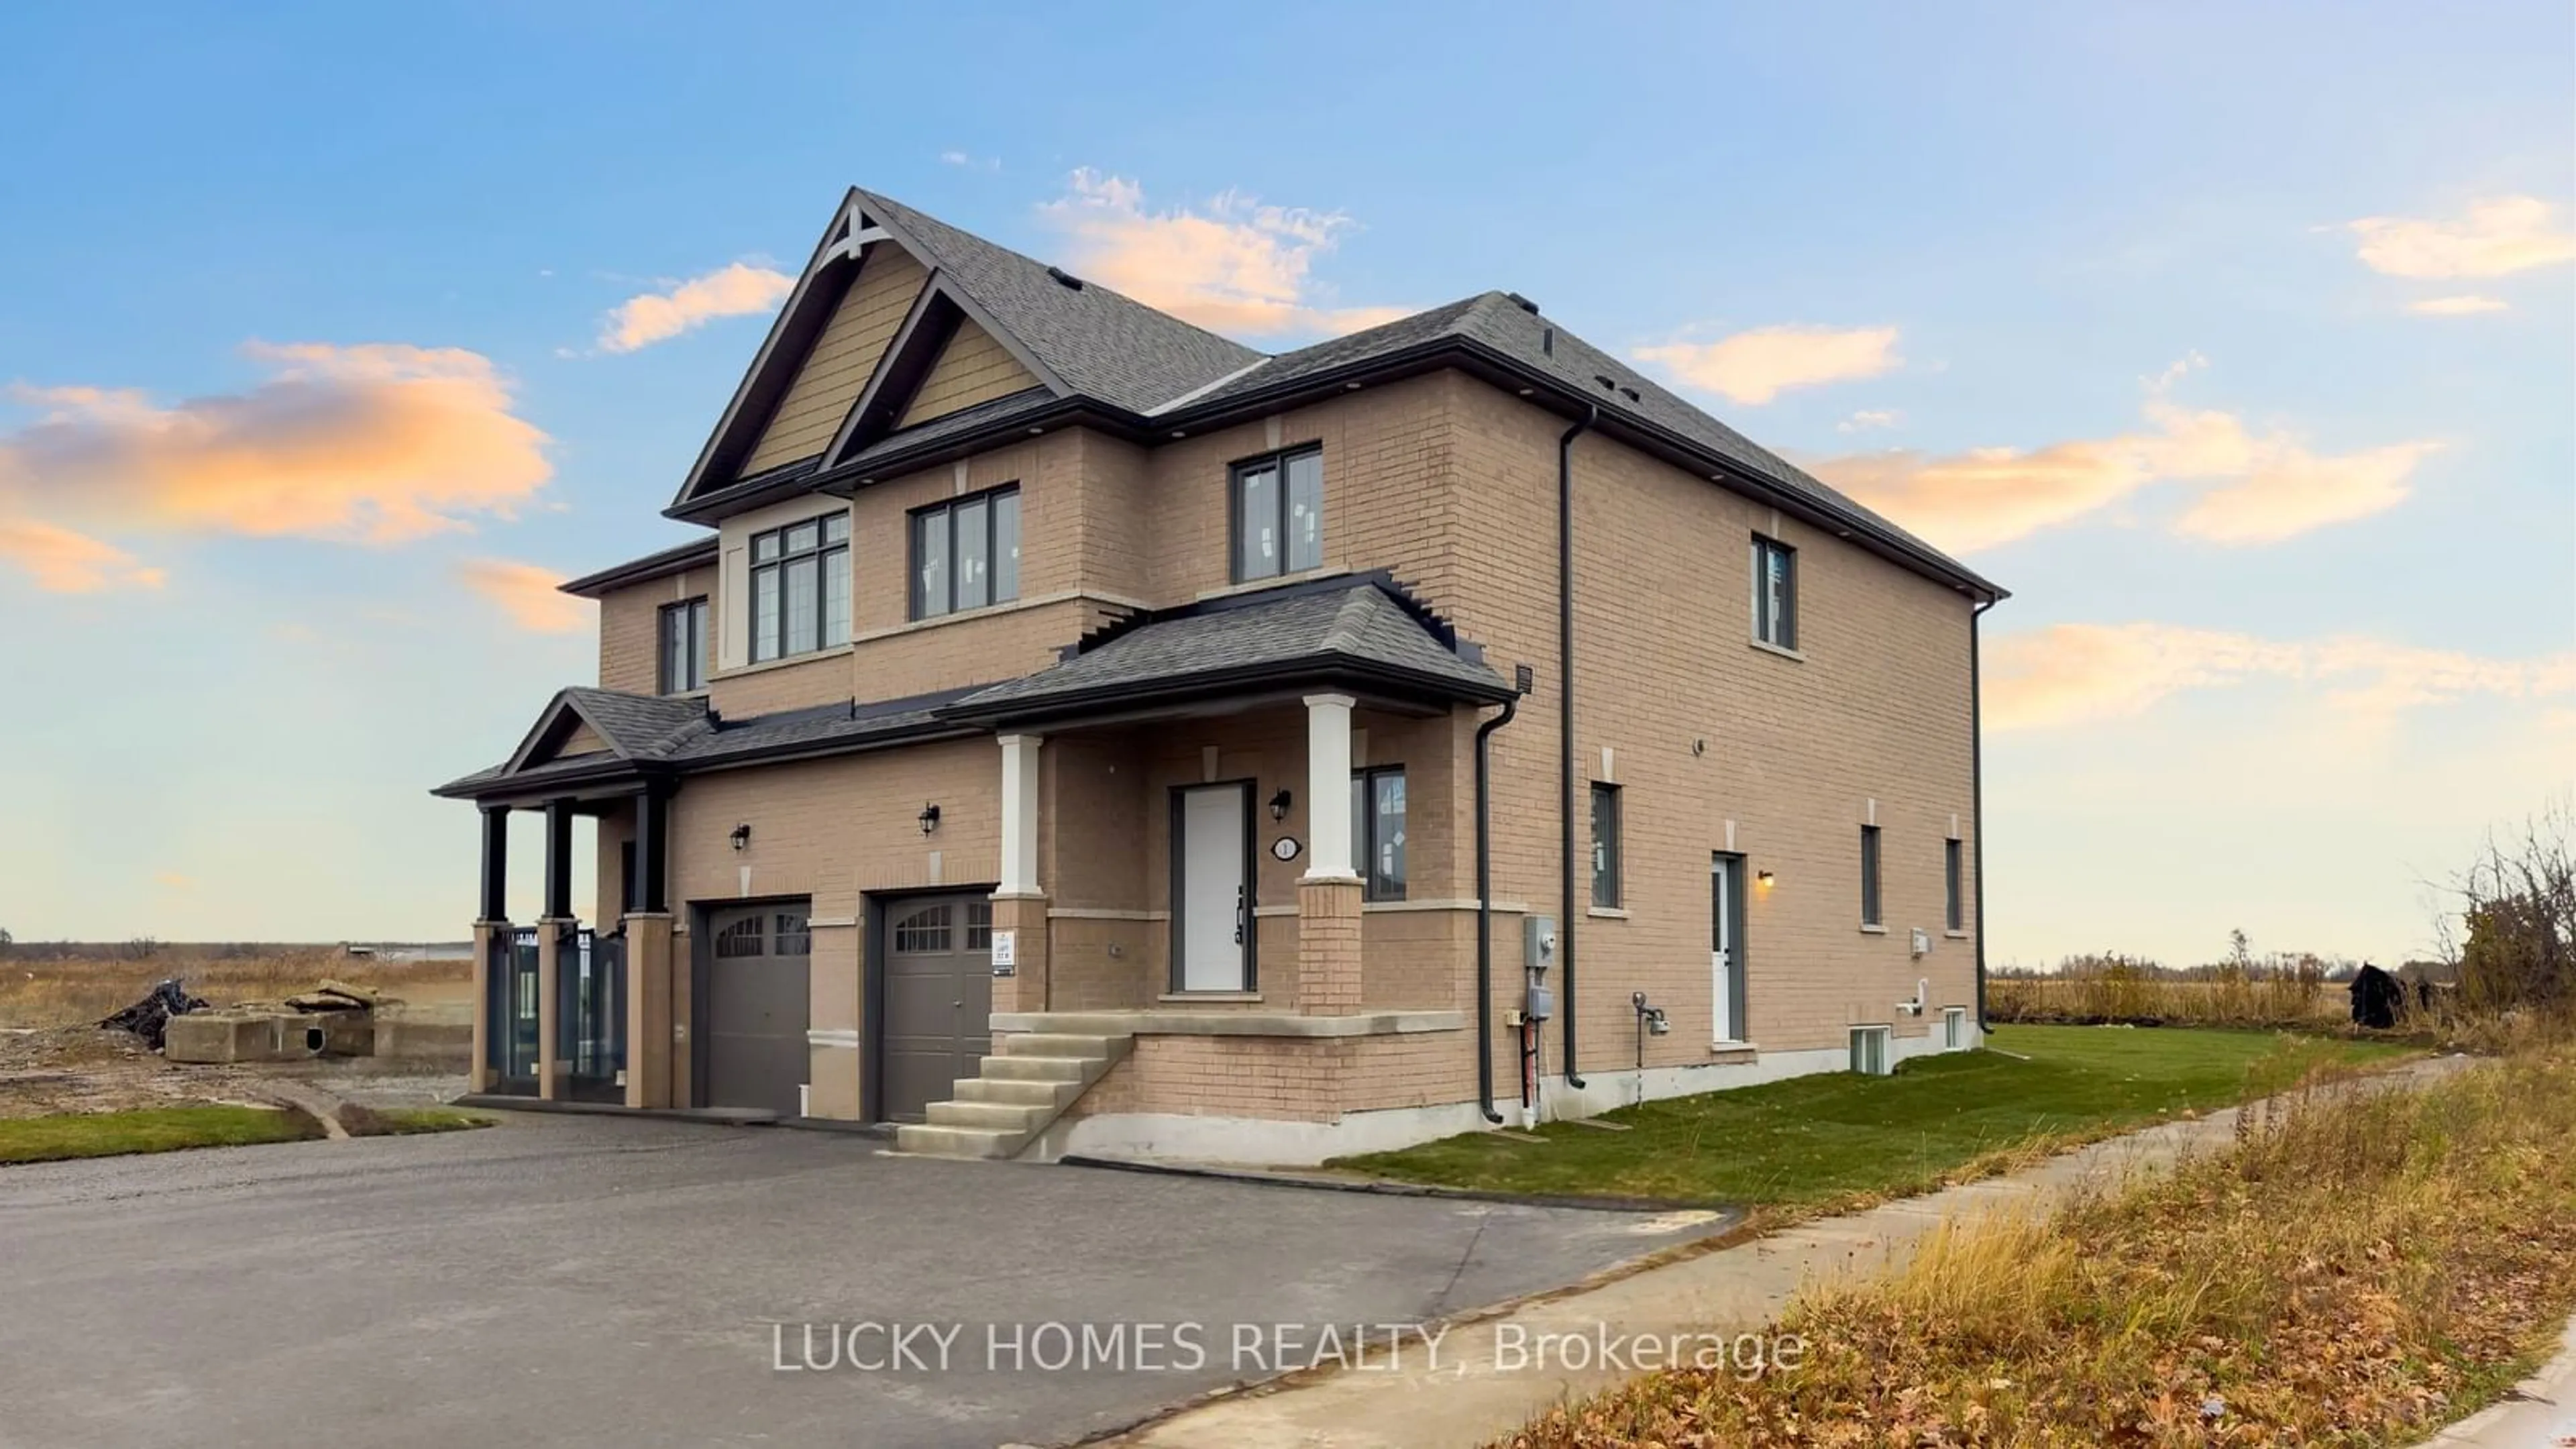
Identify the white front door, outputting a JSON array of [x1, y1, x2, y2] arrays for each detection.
[[1712, 853, 1743, 1042], [1177, 784, 1250, 991]]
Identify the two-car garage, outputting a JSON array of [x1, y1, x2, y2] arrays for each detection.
[[695, 893, 993, 1124]]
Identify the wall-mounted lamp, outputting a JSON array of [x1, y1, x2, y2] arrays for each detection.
[[1268, 788, 1293, 822], [1756, 869, 1776, 888], [917, 803, 941, 836], [730, 824, 751, 853]]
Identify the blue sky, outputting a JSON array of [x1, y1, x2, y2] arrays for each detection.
[[1, 2, 2568, 964]]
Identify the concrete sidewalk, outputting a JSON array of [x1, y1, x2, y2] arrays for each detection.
[[2414, 1313, 2576, 1448], [1113, 1055, 2475, 1449]]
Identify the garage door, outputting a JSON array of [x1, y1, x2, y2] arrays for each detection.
[[880, 896, 994, 1124], [702, 903, 811, 1118]]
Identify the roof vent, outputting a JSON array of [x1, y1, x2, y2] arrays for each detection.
[[1593, 374, 1617, 391], [1619, 386, 1641, 402], [1046, 266, 1084, 290], [1506, 292, 1540, 315]]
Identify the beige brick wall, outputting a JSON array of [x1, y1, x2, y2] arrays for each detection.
[[596, 564, 714, 697]]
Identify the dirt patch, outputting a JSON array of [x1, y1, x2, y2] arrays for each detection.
[[0, 1025, 464, 1121]]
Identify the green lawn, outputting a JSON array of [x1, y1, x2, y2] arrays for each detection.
[[0, 1104, 324, 1165], [1334, 1026, 2412, 1209], [343, 1106, 492, 1137]]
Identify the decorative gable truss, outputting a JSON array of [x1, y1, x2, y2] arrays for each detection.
[[667, 191, 1065, 519]]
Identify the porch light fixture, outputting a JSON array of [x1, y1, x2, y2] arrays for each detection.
[[1756, 869, 1776, 888], [731, 824, 751, 852], [1269, 788, 1293, 822], [918, 803, 941, 836]]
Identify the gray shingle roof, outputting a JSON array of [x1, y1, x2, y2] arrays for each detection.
[[559, 688, 711, 758], [945, 578, 1509, 722], [857, 189, 1263, 415]]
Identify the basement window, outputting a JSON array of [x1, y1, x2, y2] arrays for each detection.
[[1232, 445, 1323, 582], [1944, 1006, 1969, 1051], [1849, 1024, 1892, 1076]]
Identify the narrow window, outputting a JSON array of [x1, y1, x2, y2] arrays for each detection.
[[748, 511, 849, 662], [1943, 1006, 1968, 1051], [658, 597, 708, 694], [1350, 766, 1407, 902], [910, 485, 1021, 620], [1945, 837, 1964, 932], [1861, 824, 1883, 927], [1591, 783, 1623, 908], [1751, 535, 1798, 650], [1231, 445, 1323, 582]]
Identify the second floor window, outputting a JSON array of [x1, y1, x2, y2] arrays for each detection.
[[750, 513, 850, 663], [1752, 535, 1797, 651], [658, 597, 708, 694], [1861, 824, 1884, 927], [1945, 837, 1964, 932], [1351, 766, 1407, 902], [1232, 446, 1322, 582], [912, 486, 1020, 620]]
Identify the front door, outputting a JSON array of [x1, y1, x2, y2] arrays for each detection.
[[879, 895, 996, 1124], [700, 904, 811, 1117], [1173, 782, 1252, 992], [1712, 853, 1746, 1043]]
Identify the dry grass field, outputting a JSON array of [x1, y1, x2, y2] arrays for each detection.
[[0, 948, 473, 1030], [1988, 971, 2357, 1029]]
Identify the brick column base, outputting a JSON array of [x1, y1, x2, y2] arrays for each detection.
[[989, 894, 1050, 1015], [1295, 878, 1365, 1014], [622, 913, 674, 1108], [468, 920, 505, 1093]]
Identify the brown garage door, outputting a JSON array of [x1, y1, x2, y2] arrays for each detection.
[[879, 896, 994, 1124], [701, 903, 810, 1118]]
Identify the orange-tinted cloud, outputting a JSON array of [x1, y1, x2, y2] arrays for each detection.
[[1633, 325, 1901, 405], [2346, 196, 2576, 279], [1986, 622, 2575, 731], [0, 519, 166, 593], [0, 342, 551, 570], [1038, 170, 1406, 338], [1809, 358, 2438, 551], [599, 263, 794, 353], [457, 557, 586, 633], [2408, 294, 2509, 316]]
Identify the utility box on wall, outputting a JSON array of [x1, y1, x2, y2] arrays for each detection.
[[1523, 914, 1557, 1020]]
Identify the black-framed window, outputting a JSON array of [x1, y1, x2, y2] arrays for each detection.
[[750, 512, 850, 663], [1752, 534, 1797, 650], [1945, 837, 1964, 931], [1591, 783, 1623, 908], [912, 485, 1020, 620], [1350, 766, 1407, 902], [1231, 445, 1323, 582], [658, 597, 708, 694], [1861, 824, 1884, 926]]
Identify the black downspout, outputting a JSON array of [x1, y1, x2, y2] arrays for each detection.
[[1972, 598, 1996, 1032], [1473, 694, 1519, 1124], [1558, 404, 1597, 1094]]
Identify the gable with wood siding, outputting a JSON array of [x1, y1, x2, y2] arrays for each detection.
[[740, 247, 927, 476]]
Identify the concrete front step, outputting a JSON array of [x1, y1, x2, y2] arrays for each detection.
[[999, 1032, 1122, 1059], [927, 1099, 1051, 1132], [892, 1123, 1020, 1159], [899, 1032, 1134, 1163], [956, 1077, 1081, 1108], [979, 1053, 1090, 1082]]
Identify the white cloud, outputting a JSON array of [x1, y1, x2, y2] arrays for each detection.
[[2345, 195, 2576, 279], [0, 519, 166, 594], [1807, 356, 2439, 552], [2408, 294, 2509, 316], [939, 150, 1000, 171], [1037, 170, 1407, 338], [1632, 325, 1901, 405], [1837, 409, 1900, 433], [456, 557, 587, 633], [1986, 622, 2576, 731], [598, 262, 794, 353]]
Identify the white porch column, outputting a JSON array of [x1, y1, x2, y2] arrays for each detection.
[[1301, 694, 1358, 881], [998, 733, 1044, 896]]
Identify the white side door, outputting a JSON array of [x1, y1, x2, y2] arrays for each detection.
[[1712, 855, 1741, 1043], [1177, 784, 1248, 991]]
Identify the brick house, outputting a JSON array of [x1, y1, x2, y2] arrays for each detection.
[[433, 188, 2006, 1164]]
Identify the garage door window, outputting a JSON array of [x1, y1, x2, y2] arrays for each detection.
[[894, 904, 952, 953], [773, 910, 811, 957], [715, 915, 765, 958], [965, 900, 993, 951]]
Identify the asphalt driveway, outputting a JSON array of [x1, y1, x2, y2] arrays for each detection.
[[0, 1114, 1726, 1448]]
